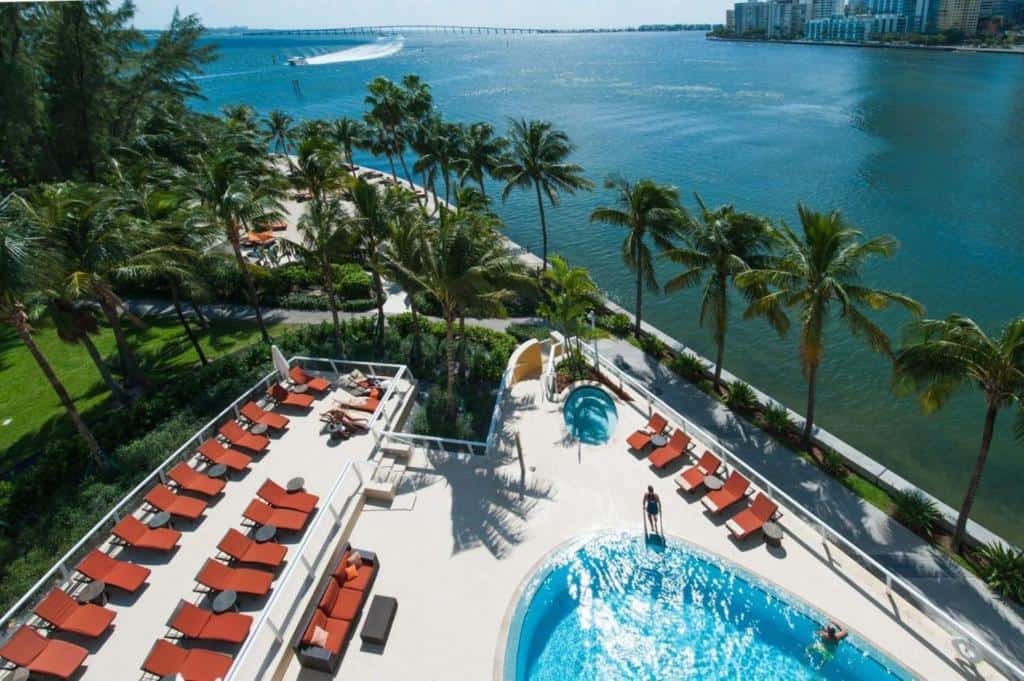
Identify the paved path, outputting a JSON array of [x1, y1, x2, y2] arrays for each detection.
[[600, 337, 1024, 673], [124, 298, 538, 334]]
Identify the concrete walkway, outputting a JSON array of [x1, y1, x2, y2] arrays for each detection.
[[599, 337, 1024, 673]]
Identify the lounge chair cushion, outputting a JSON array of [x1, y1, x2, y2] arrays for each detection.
[[626, 430, 652, 451], [326, 586, 363, 621], [0, 626, 88, 680], [75, 549, 150, 592], [332, 561, 375, 591]]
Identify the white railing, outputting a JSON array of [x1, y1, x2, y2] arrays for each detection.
[[484, 365, 512, 453], [578, 342, 1024, 681], [0, 355, 397, 642], [223, 461, 361, 681]]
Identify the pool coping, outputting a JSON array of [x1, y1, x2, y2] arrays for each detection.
[[492, 528, 919, 681]]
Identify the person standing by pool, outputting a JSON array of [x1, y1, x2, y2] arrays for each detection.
[[643, 486, 662, 536]]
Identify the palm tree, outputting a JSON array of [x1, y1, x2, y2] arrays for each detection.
[[454, 122, 507, 200], [344, 177, 398, 343], [263, 110, 295, 167], [381, 205, 428, 363], [0, 195, 102, 463], [28, 183, 150, 388], [293, 132, 346, 204], [413, 117, 462, 208], [365, 77, 417, 187], [738, 204, 923, 446], [400, 215, 524, 419], [48, 298, 130, 401], [894, 315, 1024, 551], [330, 117, 368, 173], [180, 134, 285, 345], [293, 195, 353, 353], [589, 177, 684, 339], [538, 254, 598, 357], [497, 118, 593, 273], [662, 195, 784, 391]]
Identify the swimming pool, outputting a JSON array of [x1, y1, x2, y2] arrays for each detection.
[[562, 386, 618, 445], [504, 532, 910, 681]]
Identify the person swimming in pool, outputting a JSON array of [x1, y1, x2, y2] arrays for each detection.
[[807, 619, 847, 669], [643, 486, 662, 536], [819, 619, 848, 643]]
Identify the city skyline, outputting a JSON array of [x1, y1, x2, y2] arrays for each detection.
[[133, 0, 733, 30]]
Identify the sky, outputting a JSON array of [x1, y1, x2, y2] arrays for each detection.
[[133, 0, 731, 31]]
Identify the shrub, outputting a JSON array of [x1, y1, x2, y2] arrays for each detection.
[[556, 350, 593, 384], [506, 322, 550, 343], [976, 542, 1024, 603], [761, 402, 793, 434], [596, 312, 632, 337], [332, 263, 372, 300], [725, 380, 757, 411], [669, 352, 707, 381], [637, 333, 668, 358], [819, 449, 847, 479], [891, 488, 942, 539]]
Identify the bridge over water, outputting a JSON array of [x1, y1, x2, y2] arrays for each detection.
[[243, 24, 561, 37]]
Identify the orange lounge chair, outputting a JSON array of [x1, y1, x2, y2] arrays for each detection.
[[701, 471, 752, 514], [727, 493, 781, 540], [0, 626, 88, 680], [75, 549, 150, 592], [112, 515, 181, 551], [218, 420, 269, 453], [240, 401, 289, 431], [648, 430, 692, 469], [168, 462, 225, 497], [243, 499, 310, 533], [168, 600, 252, 644], [676, 451, 722, 493], [289, 365, 331, 392], [33, 588, 116, 637], [144, 484, 208, 521], [269, 383, 315, 409], [197, 438, 252, 472], [257, 478, 319, 513], [335, 395, 380, 414], [142, 639, 233, 681], [218, 528, 286, 569], [195, 559, 272, 597], [626, 412, 669, 451]]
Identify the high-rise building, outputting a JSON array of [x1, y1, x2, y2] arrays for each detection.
[[937, 0, 982, 32], [733, 0, 807, 35], [726, 9, 736, 29], [806, 12, 908, 37], [734, 1, 773, 33], [810, 0, 845, 18]]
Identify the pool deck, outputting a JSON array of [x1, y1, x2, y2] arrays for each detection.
[[276, 374, 1005, 680]]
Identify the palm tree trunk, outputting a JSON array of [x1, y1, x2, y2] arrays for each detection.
[[322, 257, 344, 355], [227, 228, 271, 344], [533, 181, 549, 274], [371, 269, 386, 346], [444, 307, 457, 421], [634, 261, 643, 339], [953, 403, 999, 551], [442, 169, 451, 208], [189, 298, 209, 329], [169, 282, 207, 366], [10, 306, 102, 464], [385, 152, 398, 181], [458, 313, 467, 378], [802, 360, 819, 446], [80, 332, 129, 403], [713, 277, 727, 391], [96, 294, 148, 389], [409, 299, 422, 364], [478, 177, 488, 201]]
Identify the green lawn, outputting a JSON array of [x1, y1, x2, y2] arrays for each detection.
[[0, 317, 285, 461]]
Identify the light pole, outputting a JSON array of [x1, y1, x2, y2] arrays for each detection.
[[588, 310, 598, 368]]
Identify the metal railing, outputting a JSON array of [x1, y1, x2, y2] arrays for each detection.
[[0, 355, 403, 643], [223, 461, 361, 680], [575, 342, 1024, 680]]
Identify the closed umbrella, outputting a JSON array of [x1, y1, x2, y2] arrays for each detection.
[[271, 345, 290, 382]]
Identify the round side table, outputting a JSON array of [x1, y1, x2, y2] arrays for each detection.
[[703, 475, 725, 491], [212, 589, 238, 614], [254, 524, 278, 543], [78, 580, 107, 606], [292, 383, 309, 394], [286, 477, 305, 492], [206, 463, 228, 479], [250, 422, 268, 436], [763, 521, 784, 547], [148, 511, 173, 530], [650, 433, 668, 448]]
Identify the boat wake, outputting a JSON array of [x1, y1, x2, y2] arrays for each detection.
[[298, 38, 404, 66]]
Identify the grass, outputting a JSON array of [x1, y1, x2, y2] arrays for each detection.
[[0, 317, 286, 462]]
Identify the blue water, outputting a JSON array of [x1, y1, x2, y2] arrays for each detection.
[[188, 31, 1024, 543], [563, 386, 618, 444], [508, 533, 909, 681]]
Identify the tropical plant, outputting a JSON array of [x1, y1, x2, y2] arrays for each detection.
[[364, 76, 419, 186], [292, 131, 346, 204], [662, 196, 784, 390], [760, 402, 794, 434], [738, 205, 922, 446], [46, 297, 129, 402], [0, 195, 102, 462], [894, 315, 1024, 550], [538, 255, 599, 357], [413, 115, 462, 208], [976, 542, 1024, 602], [497, 118, 593, 273], [330, 116, 368, 172], [400, 215, 524, 419], [725, 380, 757, 411], [819, 449, 847, 479], [668, 351, 707, 382], [381, 206, 428, 363], [890, 488, 942, 539], [293, 195, 354, 353], [454, 121, 508, 200], [263, 110, 296, 166], [590, 177, 684, 338], [344, 177, 401, 343]]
